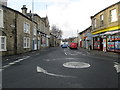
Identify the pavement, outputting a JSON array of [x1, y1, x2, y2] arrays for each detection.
[[2, 48, 50, 66], [78, 47, 120, 63]]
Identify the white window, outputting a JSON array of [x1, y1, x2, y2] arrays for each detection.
[[93, 18, 97, 28], [100, 14, 104, 25], [0, 9, 3, 28], [110, 9, 117, 22], [23, 22, 30, 34], [0, 36, 6, 51], [23, 37, 30, 48], [33, 26, 37, 36]]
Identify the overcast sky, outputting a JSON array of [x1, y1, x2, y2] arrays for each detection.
[[7, 0, 119, 39]]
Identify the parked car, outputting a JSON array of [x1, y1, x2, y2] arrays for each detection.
[[61, 44, 68, 48], [69, 42, 78, 49]]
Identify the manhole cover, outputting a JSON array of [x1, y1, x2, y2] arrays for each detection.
[[63, 62, 90, 68]]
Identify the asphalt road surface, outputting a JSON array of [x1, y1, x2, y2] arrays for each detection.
[[2, 47, 119, 88]]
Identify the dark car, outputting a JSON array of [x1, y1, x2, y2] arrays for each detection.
[[69, 42, 78, 49]]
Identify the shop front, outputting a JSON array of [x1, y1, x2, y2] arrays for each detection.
[[105, 30, 120, 52], [92, 30, 120, 53], [92, 34, 103, 51]]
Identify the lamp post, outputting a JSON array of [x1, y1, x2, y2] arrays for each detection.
[[77, 29, 79, 46]]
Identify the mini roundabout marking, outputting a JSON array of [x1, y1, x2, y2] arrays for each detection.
[[63, 62, 90, 68]]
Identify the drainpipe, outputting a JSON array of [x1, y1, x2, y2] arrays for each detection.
[[14, 13, 18, 54]]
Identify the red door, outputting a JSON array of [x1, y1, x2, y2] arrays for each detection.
[[80, 41, 82, 47]]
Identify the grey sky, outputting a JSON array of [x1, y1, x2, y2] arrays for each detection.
[[7, 0, 120, 39]]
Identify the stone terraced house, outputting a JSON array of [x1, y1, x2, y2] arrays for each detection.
[[0, 5, 51, 56]]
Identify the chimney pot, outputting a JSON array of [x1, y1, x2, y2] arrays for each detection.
[[21, 5, 27, 15]]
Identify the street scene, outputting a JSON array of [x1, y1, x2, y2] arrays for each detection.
[[0, 0, 120, 89], [2, 47, 119, 88]]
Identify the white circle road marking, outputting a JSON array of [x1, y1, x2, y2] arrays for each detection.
[[63, 62, 90, 68]]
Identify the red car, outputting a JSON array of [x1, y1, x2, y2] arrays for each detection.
[[69, 42, 78, 49]]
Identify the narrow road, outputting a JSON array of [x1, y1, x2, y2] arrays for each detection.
[[2, 47, 119, 88]]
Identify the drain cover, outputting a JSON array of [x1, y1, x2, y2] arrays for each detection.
[[63, 62, 90, 68]]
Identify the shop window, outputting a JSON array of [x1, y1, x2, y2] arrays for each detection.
[[94, 37, 100, 50], [107, 35, 115, 51]]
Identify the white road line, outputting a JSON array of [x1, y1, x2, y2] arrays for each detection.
[[3, 58, 24, 69], [23, 56, 30, 59], [65, 52, 67, 55], [64, 49, 68, 55], [87, 52, 90, 54], [18, 59, 24, 61], [114, 63, 120, 73], [68, 53, 78, 56], [37, 66, 75, 78], [3, 65, 10, 68], [36, 53, 39, 55], [2, 56, 31, 70], [9, 62, 16, 65], [114, 62, 119, 65], [14, 60, 21, 63]]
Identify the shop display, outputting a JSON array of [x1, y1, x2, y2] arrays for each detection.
[[107, 34, 120, 52], [94, 37, 100, 50]]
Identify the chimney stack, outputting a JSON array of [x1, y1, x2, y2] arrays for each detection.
[[21, 5, 27, 15], [0, 0, 7, 6]]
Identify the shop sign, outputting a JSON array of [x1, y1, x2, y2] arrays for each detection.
[[104, 30, 120, 35]]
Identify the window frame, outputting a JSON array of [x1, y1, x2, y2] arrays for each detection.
[[23, 22, 30, 34], [93, 18, 97, 28], [0, 36, 6, 51], [33, 26, 37, 36], [100, 14, 104, 25], [110, 8, 117, 23], [23, 37, 30, 48], [0, 9, 4, 28]]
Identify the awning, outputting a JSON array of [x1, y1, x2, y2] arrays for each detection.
[[104, 30, 120, 35]]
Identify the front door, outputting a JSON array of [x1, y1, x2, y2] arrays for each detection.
[[33, 38, 37, 50]]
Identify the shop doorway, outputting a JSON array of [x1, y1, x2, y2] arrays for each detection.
[[100, 38, 103, 51], [103, 38, 107, 52]]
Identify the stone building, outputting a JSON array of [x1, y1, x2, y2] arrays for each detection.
[[0, 5, 37, 56], [50, 33, 56, 47], [78, 26, 92, 49], [91, 1, 120, 52], [27, 11, 50, 49], [41, 17, 50, 48]]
